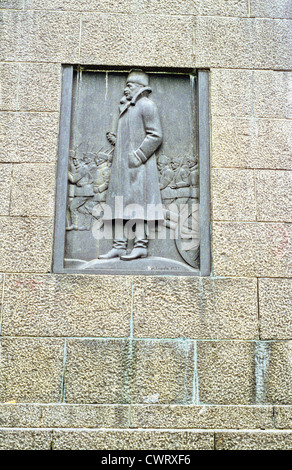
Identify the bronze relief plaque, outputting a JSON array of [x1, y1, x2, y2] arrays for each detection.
[[53, 67, 210, 275]]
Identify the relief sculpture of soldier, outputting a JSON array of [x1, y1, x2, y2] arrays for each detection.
[[99, 70, 164, 261]]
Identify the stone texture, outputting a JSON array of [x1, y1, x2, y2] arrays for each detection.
[[197, 341, 255, 405], [25, 0, 136, 13], [0, 404, 129, 428], [0, 112, 59, 163], [130, 340, 195, 404], [0, 164, 12, 215], [212, 169, 256, 221], [10, 164, 56, 217], [274, 406, 292, 429], [0, 0, 23, 7], [213, 222, 291, 277], [0, 11, 80, 63], [215, 431, 292, 450], [0, 63, 19, 110], [133, 277, 258, 340], [18, 63, 61, 112], [1, 274, 132, 337], [52, 429, 214, 450], [80, 13, 194, 67], [265, 341, 292, 404], [0, 338, 65, 403], [256, 170, 292, 222], [130, 405, 274, 429], [259, 279, 292, 340], [195, 17, 292, 70], [253, 71, 292, 119], [0, 217, 53, 273], [0, 429, 52, 450], [64, 339, 130, 404], [211, 117, 292, 170], [210, 69, 253, 117], [250, 0, 292, 19]]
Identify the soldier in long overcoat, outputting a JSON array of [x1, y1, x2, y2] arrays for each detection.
[[99, 70, 164, 260]]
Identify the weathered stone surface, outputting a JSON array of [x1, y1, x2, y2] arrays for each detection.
[[274, 406, 292, 429], [0, 11, 80, 63], [1, 274, 132, 337], [197, 341, 255, 405], [0, 217, 53, 273], [210, 69, 253, 117], [265, 341, 292, 404], [256, 170, 292, 222], [250, 0, 292, 19], [0, 429, 52, 450], [259, 279, 292, 340], [0, 0, 23, 7], [211, 117, 292, 170], [0, 112, 59, 163], [0, 164, 12, 215], [195, 17, 292, 70], [80, 13, 194, 67], [0, 404, 129, 428], [133, 277, 258, 340], [51, 429, 214, 450], [212, 169, 256, 221], [215, 430, 292, 450], [0, 338, 65, 403], [25, 0, 135, 12], [65, 339, 130, 404], [10, 164, 56, 217], [130, 405, 274, 429], [253, 71, 292, 119], [130, 340, 195, 404], [0, 274, 3, 312], [213, 222, 291, 277], [18, 63, 61, 112], [0, 63, 19, 110]]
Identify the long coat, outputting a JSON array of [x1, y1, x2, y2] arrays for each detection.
[[104, 88, 164, 221]]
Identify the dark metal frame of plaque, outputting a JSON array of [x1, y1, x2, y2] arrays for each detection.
[[53, 66, 211, 276]]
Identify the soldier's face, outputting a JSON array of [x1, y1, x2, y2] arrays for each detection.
[[124, 81, 142, 100]]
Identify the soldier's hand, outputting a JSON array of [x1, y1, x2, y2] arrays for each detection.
[[106, 132, 116, 146], [128, 152, 142, 168]]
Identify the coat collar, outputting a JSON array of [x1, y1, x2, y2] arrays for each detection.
[[119, 86, 152, 116]]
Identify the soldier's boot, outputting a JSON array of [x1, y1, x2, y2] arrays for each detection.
[[66, 212, 79, 231], [98, 239, 127, 259], [120, 239, 148, 261]]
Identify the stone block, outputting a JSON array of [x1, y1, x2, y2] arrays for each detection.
[[265, 341, 292, 404], [195, 17, 292, 70], [212, 169, 256, 221], [256, 170, 292, 222], [25, 0, 136, 13], [0, 429, 52, 450], [64, 339, 130, 404], [132, 277, 258, 340], [0, 404, 130, 428], [0, 0, 23, 7], [215, 431, 292, 450], [18, 63, 61, 112], [253, 71, 292, 119], [51, 429, 214, 450], [0, 63, 19, 110], [10, 164, 56, 217], [0, 217, 53, 272], [197, 341, 255, 405], [210, 69, 253, 117], [0, 10, 80, 63], [250, 0, 292, 19], [213, 222, 291, 277], [0, 164, 12, 215], [130, 405, 274, 429], [0, 112, 59, 163], [211, 117, 292, 170], [1, 274, 132, 337], [259, 279, 292, 340], [80, 13, 194, 67], [130, 340, 195, 404], [0, 338, 65, 403], [274, 406, 292, 429]]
